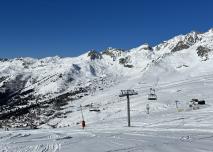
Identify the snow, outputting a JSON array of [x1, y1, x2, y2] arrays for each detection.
[[1, 101, 213, 152], [1, 29, 213, 151]]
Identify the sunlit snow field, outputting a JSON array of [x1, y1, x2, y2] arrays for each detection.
[[1, 72, 213, 152], [1, 30, 213, 151]]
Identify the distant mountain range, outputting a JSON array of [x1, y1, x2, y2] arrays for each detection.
[[1, 28, 213, 128]]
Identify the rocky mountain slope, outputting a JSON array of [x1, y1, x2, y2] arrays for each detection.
[[1, 28, 213, 128]]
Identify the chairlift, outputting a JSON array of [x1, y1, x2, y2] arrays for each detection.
[[148, 88, 157, 100], [89, 103, 100, 112], [112, 56, 116, 61]]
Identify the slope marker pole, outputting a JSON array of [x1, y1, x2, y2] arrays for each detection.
[[80, 105, 85, 129]]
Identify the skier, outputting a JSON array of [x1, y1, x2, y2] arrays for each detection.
[[146, 104, 150, 114]]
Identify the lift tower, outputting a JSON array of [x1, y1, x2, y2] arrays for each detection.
[[119, 90, 138, 127]]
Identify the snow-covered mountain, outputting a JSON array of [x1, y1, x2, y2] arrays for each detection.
[[1, 28, 213, 129]]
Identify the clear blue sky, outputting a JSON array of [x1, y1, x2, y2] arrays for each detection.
[[0, 0, 213, 58]]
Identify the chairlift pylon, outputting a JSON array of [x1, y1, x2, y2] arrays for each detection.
[[148, 88, 157, 100]]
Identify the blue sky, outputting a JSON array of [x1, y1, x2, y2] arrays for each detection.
[[0, 0, 213, 58]]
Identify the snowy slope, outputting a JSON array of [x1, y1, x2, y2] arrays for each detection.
[[1, 29, 213, 151]]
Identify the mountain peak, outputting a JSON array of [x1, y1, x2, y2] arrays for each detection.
[[208, 28, 213, 33], [131, 44, 153, 52]]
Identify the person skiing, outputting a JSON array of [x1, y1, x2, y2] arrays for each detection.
[[146, 104, 150, 114]]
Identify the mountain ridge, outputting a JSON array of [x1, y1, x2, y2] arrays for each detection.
[[1, 28, 213, 128]]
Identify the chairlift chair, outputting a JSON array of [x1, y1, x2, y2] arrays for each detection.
[[112, 56, 116, 61], [89, 103, 100, 112], [148, 88, 157, 100]]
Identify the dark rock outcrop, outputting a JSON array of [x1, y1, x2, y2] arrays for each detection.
[[171, 41, 190, 52], [197, 46, 211, 58]]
